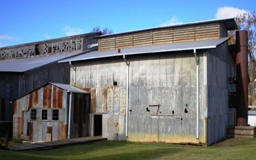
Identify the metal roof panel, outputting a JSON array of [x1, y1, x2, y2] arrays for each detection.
[[60, 37, 229, 63], [0, 51, 85, 72]]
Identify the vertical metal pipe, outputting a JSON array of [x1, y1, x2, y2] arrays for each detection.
[[126, 64, 129, 137], [69, 61, 76, 85], [236, 31, 248, 126], [123, 54, 130, 137], [193, 48, 199, 139], [196, 65, 199, 139], [68, 92, 72, 139]]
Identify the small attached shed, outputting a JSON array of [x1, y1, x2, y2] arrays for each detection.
[[13, 83, 90, 142]]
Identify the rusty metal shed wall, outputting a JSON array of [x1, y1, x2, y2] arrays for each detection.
[[13, 84, 68, 142], [72, 50, 208, 144]]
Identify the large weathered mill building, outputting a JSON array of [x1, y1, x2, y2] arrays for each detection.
[[0, 32, 100, 121], [12, 18, 249, 146], [58, 18, 243, 145]]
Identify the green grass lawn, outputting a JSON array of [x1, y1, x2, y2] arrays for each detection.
[[1, 138, 256, 160]]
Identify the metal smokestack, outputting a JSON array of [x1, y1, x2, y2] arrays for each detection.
[[236, 30, 248, 126]]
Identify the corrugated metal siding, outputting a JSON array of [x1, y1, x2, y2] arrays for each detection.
[[206, 44, 235, 145], [72, 52, 208, 144], [0, 73, 19, 121], [70, 93, 90, 138], [0, 62, 69, 121], [13, 84, 68, 142], [18, 62, 70, 97], [98, 23, 220, 51]]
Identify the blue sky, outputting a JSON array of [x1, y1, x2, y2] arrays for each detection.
[[0, 0, 255, 47]]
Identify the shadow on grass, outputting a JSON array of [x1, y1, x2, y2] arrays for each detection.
[[0, 141, 184, 160]]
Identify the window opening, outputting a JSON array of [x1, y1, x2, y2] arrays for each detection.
[[42, 110, 47, 120], [31, 109, 37, 120], [52, 109, 59, 120]]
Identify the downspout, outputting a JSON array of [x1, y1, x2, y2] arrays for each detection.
[[68, 92, 72, 139], [123, 54, 130, 137], [193, 48, 199, 139], [69, 61, 76, 85]]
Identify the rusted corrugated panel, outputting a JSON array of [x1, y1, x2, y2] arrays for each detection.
[[13, 101, 17, 116], [58, 123, 67, 140], [28, 90, 38, 108], [107, 87, 113, 112], [43, 84, 52, 108], [83, 88, 91, 92], [47, 126, 53, 141], [103, 88, 108, 112], [17, 117, 22, 138], [53, 86, 58, 108], [91, 89, 96, 113], [58, 89, 63, 108], [52, 86, 63, 108], [29, 122, 33, 141], [120, 88, 126, 115], [28, 90, 39, 108], [113, 86, 119, 113]]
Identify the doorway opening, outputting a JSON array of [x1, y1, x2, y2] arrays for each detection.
[[94, 115, 102, 136]]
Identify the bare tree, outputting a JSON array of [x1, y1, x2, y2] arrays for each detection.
[[229, 12, 256, 105], [92, 26, 113, 35]]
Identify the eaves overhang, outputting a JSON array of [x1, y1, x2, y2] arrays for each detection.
[[59, 37, 229, 63]]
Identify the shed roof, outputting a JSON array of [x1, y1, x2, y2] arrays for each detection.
[[59, 37, 229, 63], [50, 83, 89, 94], [96, 18, 237, 38], [0, 51, 87, 72]]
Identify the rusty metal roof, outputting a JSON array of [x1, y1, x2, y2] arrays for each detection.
[[59, 37, 229, 63], [0, 51, 85, 72], [50, 82, 89, 94]]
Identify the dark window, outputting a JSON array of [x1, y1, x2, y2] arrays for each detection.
[[1, 99, 5, 121], [31, 109, 36, 120], [52, 110, 59, 120], [42, 110, 47, 120]]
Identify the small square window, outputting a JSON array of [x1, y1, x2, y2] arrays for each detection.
[[31, 109, 36, 120], [52, 110, 59, 121], [42, 110, 47, 120]]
